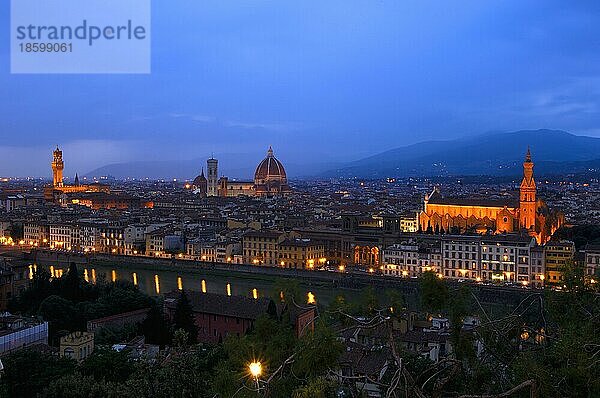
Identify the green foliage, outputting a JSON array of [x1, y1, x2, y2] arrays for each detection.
[[385, 289, 405, 315], [42, 375, 116, 398], [553, 224, 600, 249], [510, 288, 600, 397], [141, 301, 172, 346], [10, 269, 153, 344], [292, 377, 338, 398], [38, 295, 82, 344], [173, 290, 198, 344], [93, 323, 139, 345], [80, 347, 135, 383], [419, 271, 449, 314], [292, 321, 343, 378], [272, 278, 303, 304], [356, 285, 379, 314], [0, 350, 76, 398]]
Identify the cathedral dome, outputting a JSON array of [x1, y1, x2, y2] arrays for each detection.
[[254, 146, 291, 197], [254, 146, 287, 184]]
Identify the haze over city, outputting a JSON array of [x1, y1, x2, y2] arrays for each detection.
[[2, 0, 600, 176]]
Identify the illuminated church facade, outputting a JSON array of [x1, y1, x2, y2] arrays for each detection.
[[419, 149, 563, 244], [191, 146, 292, 198]]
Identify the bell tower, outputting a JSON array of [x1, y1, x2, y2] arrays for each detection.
[[519, 148, 536, 230], [52, 146, 64, 188]]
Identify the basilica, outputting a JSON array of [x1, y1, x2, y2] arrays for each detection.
[[419, 149, 563, 244], [191, 146, 292, 198]]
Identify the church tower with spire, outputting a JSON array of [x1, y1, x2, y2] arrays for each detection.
[[52, 146, 64, 187], [519, 148, 537, 230]]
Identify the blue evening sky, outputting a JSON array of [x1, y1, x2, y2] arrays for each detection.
[[1, 0, 599, 177]]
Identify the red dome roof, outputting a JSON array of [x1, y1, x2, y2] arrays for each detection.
[[254, 146, 287, 183]]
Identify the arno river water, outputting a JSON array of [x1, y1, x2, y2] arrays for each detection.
[[33, 260, 378, 306]]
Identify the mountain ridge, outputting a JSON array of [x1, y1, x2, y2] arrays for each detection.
[[323, 129, 600, 178]]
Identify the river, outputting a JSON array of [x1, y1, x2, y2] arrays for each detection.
[[32, 260, 379, 307]]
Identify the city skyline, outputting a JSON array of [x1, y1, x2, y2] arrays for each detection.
[[2, 1, 600, 175]]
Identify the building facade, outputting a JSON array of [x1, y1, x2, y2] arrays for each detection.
[[419, 149, 563, 244]]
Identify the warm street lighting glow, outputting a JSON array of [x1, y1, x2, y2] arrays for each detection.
[[154, 274, 160, 294], [132, 272, 137, 286], [201, 279, 207, 293], [248, 361, 262, 378], [177, 276, 183, 290], [307, 291, 316, 304], [338, 265, 345, 272], [252, 288, 258, 299], [111, 270, 117, 282], [226, 283, 231, 296]]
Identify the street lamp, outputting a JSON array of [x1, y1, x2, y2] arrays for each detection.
[[248, 361, 262, 390]]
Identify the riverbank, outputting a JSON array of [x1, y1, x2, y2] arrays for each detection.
[[26, 249, 532, 311]]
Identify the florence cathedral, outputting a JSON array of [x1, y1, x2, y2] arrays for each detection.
[[192, 146, 292, 198]]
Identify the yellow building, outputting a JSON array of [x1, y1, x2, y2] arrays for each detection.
[[243, 230, 287, 266], [60, 331, 94, 361], [544, 241, 575, 285], [278, 238, 325, 269]]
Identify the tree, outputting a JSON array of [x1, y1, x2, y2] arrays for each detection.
[[0, 350, 75, 398], [419, 271, 449, 314], [80, 347, 135, 383], [141, 301, 172, 346], [62, 262, 82, 302], [42, 375, 115, 398], [37, 295, 82, 344], [173, 290, 198, 343]]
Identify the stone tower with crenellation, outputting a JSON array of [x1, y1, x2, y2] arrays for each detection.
[[52, 146, 64, 187]]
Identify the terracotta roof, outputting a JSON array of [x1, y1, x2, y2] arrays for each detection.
[[165, 291, 275, 320]]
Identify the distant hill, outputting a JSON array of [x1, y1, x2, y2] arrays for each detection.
[[322, 129, 600, 178], [85, 130, 600, 180], [85, 153, 344, 180]]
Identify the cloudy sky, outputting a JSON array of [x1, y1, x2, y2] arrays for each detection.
[[1, 0, 600, 177]]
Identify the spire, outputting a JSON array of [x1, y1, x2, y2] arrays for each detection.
[[74, 173, 79, 186], [200, 167, 205, 177], [525, 147, 532, 163], [267, 146, 274, 157]]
